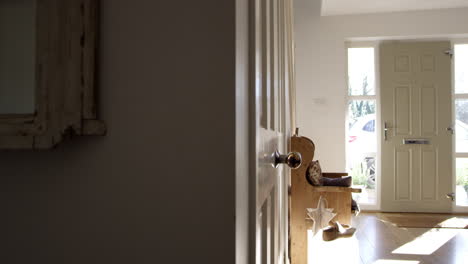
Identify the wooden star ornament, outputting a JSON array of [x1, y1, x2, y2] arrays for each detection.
[[306, 196, 337, 235]]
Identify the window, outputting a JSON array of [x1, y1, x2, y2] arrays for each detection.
[[456, 158, 468, 206], [346, 47, 378, 205], [455, 99, 468, 153], [454, 44, 468, 207], [455, 44, 468, 94], [348, 48, 375, 96]]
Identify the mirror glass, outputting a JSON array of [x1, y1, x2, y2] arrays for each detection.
[[0, 0, 36, 114]]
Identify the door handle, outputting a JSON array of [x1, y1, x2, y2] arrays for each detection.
[[384, 122, 390, 141], [273, 150, 302, 169]]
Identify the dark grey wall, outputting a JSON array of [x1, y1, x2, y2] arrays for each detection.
[[0, 1, 236, 263]]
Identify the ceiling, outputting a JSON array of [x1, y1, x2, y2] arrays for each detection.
[[321, 0, 468, 16]]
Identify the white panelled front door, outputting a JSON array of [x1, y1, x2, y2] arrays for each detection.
[[380, 41, 453, 212]]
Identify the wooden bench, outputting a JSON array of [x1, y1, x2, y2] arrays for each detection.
[[290, 135, 361, 264]]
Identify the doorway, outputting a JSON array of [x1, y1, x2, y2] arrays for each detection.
[[346, 40, 459, 212]]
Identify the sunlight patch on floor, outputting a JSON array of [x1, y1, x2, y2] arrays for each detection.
[[372, 260, 420, 264], [307, 229, 361, 264], [438, 217, 468, 228], [392, 228, 460, 255]]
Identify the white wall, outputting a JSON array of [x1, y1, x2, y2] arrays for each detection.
[[0, 1, 238, 263], [294, 0, 468, 171]]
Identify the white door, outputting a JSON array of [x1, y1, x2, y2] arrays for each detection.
[[251, 0, 296, 263], [380, 41, 453, 212]]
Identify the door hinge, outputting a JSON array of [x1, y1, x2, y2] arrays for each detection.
[[444, 49, 454, 58], [447, 125, 455, 135], [446, 192, 455, 202]]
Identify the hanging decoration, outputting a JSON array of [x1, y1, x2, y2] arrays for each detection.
[[306, 196, 336, 235]]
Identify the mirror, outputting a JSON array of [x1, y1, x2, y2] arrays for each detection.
[[0, 0, 105, 149], [0, 0, 36, 114]]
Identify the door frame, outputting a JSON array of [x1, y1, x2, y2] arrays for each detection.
[[235, 0, 250, 262], [346, 38, 468, 213]]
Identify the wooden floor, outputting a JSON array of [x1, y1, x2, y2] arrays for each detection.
[[307, 213, 468, 264]]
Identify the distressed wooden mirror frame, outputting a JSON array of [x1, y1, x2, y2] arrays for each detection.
[[0, 0, 105, 149]]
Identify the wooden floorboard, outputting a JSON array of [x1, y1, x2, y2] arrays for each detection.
[[307, 213, 468, 264]]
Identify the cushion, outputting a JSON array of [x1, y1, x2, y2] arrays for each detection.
[[306, 160, 322, 186], [321, 176, 352, 187]]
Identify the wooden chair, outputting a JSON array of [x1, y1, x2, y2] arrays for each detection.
[[290, 135, 361, 264]]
